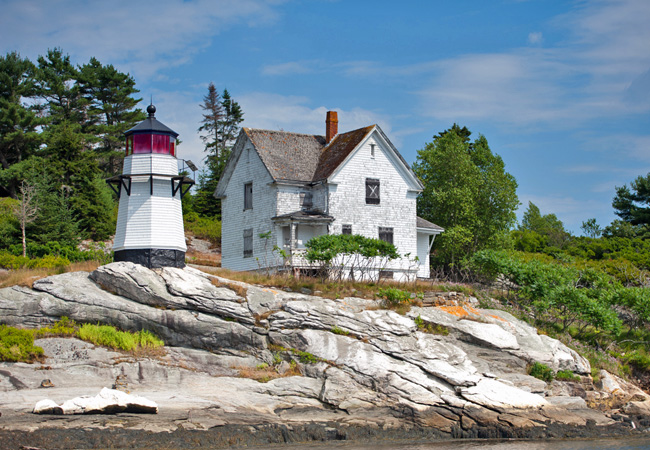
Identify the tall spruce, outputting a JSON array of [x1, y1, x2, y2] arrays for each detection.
[[77, 57, 145, 175], [195, 83, 244, 218], [0, 52, 41, 197]]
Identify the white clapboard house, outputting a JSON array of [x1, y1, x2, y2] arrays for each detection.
[[215, 112, 443, 280]]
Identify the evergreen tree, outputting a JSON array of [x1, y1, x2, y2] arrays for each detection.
[[194, 84, 244, 218], [77, 57, 145, 175], [0, 52, 41, 197], [613, 172, 650, 229]]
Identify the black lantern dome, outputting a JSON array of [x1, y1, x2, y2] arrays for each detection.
[[124, 104, 179, 157]]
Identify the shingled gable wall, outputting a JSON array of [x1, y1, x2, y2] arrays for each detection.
[[220, 140, 278, 271], [327, 129, 420, 279]]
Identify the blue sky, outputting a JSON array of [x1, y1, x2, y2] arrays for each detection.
[[2, 0, 649, 234]]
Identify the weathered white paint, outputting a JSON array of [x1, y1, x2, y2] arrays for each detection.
[[219, 141, 278, 271], [113, 154, 186, 252], [219, 127, 437, 280], [327, 132, 421, 280]]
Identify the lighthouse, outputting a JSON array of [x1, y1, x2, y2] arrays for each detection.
[[108, 104, 193, 268]]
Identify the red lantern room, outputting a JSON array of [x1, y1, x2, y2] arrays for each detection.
[[124, 104, 178, 157]]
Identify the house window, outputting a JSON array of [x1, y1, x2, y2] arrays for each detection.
[[378, 227, 393, 245], [370, 144, 376, 158], [300, 192, 313, 209], [342, 224, 352, 235], [244, 182, 253, 210], [366, 178, 380, 204], [243, 228, 253, 257]]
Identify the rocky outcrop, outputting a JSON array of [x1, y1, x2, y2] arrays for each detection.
[[1, 261, 649, 445]]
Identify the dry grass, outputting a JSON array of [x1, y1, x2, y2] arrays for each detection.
[[0, 261, 102, 289], [235, 362, 301, 383], [210, 278, 248, 298], [198, 266, 468, 301], [186, 250, 221, 267]]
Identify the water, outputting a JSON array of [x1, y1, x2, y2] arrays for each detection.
[[269, 436, 650, 450]]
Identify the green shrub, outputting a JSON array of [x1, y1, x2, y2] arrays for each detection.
[[184, 213, 221, 245], [0, 325, 44, 362], [377, 287, 412, 305], [528, 361, 554, 382], [555, 370, 580, 381]]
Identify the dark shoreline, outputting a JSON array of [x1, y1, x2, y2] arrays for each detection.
[[0, 419, 646, 450]]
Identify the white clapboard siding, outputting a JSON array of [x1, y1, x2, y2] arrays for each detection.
[[114, 154, 186, 252], [220, 142, 277, 271]]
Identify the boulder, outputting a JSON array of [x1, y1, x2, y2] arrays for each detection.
[[34, 388, 158, 414]]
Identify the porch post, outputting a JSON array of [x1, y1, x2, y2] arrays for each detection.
[[289, 222, 299, 278]]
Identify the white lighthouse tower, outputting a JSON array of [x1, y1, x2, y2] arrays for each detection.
[[109, 104, 193, 268]]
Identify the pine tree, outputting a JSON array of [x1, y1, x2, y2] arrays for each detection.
[[194, 84, 244, 218]]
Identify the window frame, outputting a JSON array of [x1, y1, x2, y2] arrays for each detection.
[[243, 228, 253, 258], [365, 178, 380, 205], [244, 182, 253, 210], [378, 226, 393, 245]]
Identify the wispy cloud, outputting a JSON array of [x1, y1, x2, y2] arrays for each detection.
[[0, 0, 284, 79], [237, 91, 393, 139]]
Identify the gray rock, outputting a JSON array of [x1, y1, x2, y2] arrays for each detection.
[[2, 273, 266, 354]]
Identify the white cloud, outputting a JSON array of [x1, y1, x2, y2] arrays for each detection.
[[0, 0, 284, 80], [417, 0, 650, 128], [527, 32, 543, 45], [237, 92, 392, 138]]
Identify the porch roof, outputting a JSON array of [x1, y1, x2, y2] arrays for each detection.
[[272, 209, 334, 223], [416, 216, 444, 234]]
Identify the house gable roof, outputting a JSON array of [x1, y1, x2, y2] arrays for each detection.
[[245, 128, 326, 182], [312, 126, 374, 181], [216, 121, 423, 196]]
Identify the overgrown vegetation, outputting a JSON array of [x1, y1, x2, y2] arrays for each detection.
[[0, 325, 45, 362], [528, 362, 555, 382], [0, 260, 102, 288], [0, 318, 165, 363]]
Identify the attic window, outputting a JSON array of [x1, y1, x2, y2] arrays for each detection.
[[300, 192, 313, 208], [370, 144, 375, 158], [366, 178, 380, 205], [244, 182, 253, 210]]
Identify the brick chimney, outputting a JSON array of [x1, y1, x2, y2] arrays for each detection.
[[326, 111, 338, 143]]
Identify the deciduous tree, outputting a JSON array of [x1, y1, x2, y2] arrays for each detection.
[[413, 125, 518, 269]]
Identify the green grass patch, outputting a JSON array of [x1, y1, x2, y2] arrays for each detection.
[[414, 315, 449, 335], [77, 324, 164, 352], [555, 369, 580, 382], [331, 326, 350, 336]]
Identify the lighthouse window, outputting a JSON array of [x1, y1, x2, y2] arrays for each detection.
[[243, 228, 253, 258], [244, 182, 253, 210]]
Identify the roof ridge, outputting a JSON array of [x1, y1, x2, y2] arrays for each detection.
[[244, 127, 324, 139]]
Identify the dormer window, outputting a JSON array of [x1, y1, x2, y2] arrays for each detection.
[[366, 178, 380, 205]]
